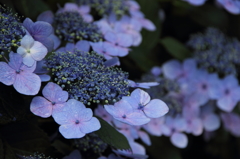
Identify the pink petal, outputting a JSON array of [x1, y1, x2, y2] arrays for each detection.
[[170, 132, 188, 148], [59, 124, 85, 139], [14, 72, 41, 95], [115, 111, 150, 126], [191, 118, 203, 136], [0, 62, 16, 85], [30, 96, 52, 118], [79, 117, 101, 133], [144, 99, 169, 118]]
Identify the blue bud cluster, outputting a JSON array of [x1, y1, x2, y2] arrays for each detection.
[[54, 11, 102, 43], [187, 27, 240, 75], [141, 73, 180, 99], [76, 0, 128, 18], [46, 50, 130, 105], [18, 152, 55, 159], [74, 133, 108, 154], [0, 5, 26, 54]]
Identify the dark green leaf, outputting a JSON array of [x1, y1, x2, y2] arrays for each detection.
[[0, 139, 17, 159], [51, 140, 72, 155], [0, 121, 50, 156], [160, 37, 191, 60], [94, 117, 131, 150], [12, 0, 49, 20]]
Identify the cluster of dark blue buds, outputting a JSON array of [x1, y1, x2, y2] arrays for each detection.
[[54, 11, 102, 43], [76, 0, 128, 18], [141, 73, 180, 98], [74, 133, 108, 154], [187, 27, 240, 75], [18, 152, 55, 159], [46, 50, 130, 105], [0, 5, 26, 55]]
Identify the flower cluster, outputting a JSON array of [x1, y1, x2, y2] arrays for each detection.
[[0, 6, 26, 54], [76, 0, 129, 18], [54, 11, 102, 43], [187, 27, 240, 75], [46, 50, 130, 105]]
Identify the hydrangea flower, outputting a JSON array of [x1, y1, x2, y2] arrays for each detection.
[[30, 82, 68, 118], [54, 11, 102, 43], [46, 50, 130, 105], [17, 35, 47, 67], [57, 40, 90, 53], [23, 18, 54, 52], [58, 2, 93, 22], [0, 52, 41, 95], [104, 99, 150, 126], [211, 75, 240, 112], [53, 99, 101, 139], [104, 31, 133, 57], [128, 80, 159, 89], [216, 0, 240, 14], [122, 89, 169, 118], [182, 0, 207, 6], [0, 6, 26, 54]]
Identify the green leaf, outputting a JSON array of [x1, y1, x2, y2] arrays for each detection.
[[0, 121, 50, 156], [94, 117, 131, 150], [12, 0, 49, 20], [160, 37, 191, 60], [0, 139, 17, 159], [51, 140, 72, 155]]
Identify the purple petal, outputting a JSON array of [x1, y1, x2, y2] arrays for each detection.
[[79, 117, 101, 133], [217, 97, 236, 112], [104, 31, 117, 44], [139, 131, 151, 146], [21, 61, 37, 73], [191, 118, 203, 136], [59, 124, 85, 139], [65, 43, 75, 52], [49, 34, 61, 50], [32, 21, 53, 37], [38, 74, 50, 82], [203, 114, 220, 131], [115, 111, 150, 126], [151, 66, 162, 76], [23, 18, 34, 33], [37, 10, 54, 24], [42, 82, 68, 103], [144, 99, 169, 118], [64, 3, 79, 11], [170, 132, 188, 148], [30, 96, 52, 118], [140, 19, 156, 31], [0, 62, 16, 85], [79, 5, 90, 14], [117, 33, 133, 47], [14, 72, 41, 95], [34, 36, 54, 52], [22, 54, 35, 67], [76, 40, 90, 52], [8, 52, 22, 70], [162, 60, 182, 80], [131, 89, 151, 107], [104, 57, 120, 67]]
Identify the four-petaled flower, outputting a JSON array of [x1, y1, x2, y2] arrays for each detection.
[[53, 99, 101, 139]]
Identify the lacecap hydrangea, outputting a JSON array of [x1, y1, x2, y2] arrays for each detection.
[[46, 49, 130, 105]]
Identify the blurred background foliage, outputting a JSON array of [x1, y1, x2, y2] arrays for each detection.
[[1, 0, 240, 159]]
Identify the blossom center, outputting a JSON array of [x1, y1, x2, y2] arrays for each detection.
[[201, 83, 207, 90], [138, 103, 145, 110], [225, 89, 230, 95], [122, 114, 126, 119], [75, 120, 80, 124], [27, 49, 31, 53], [15, 69, 20, 74], [51, 101, 56, 105]]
